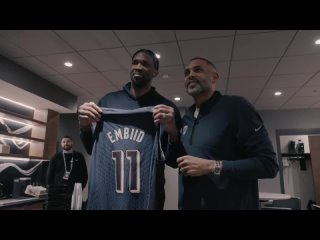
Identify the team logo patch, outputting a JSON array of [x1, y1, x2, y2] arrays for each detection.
[[182, 125, 188, 136]]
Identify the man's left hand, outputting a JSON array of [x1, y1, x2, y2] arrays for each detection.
[[177, 155, 214, 177], [153, 104, 178, 142]]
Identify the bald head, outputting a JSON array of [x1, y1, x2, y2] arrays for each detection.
[[184, 57, 219, 104], [189, 57, 217, 71]]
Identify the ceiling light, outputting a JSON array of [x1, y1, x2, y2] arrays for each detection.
[[315, 39, 320, 45], [155, 53, 160, 59], [0, 96, 35, 109], [64, 61, 73, 67], [174, 97, 181, 101], [274, 91, 282, 96]]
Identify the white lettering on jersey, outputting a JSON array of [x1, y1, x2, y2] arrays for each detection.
[[123, 127, 129, 139], [107, 128, 145, 143], [115, 129, 123, 141], [136, 131, 145, 143], [107, 132, 115, 143]]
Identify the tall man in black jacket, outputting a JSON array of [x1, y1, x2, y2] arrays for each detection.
[[78, 49, 182, 209], [158, 57, 279, 209]]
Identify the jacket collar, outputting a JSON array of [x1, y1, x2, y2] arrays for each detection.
[[123, 82, 156, 101], [189, 91, 222, 117]]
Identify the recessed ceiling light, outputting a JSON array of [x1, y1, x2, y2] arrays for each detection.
[[274, 91, 282, 96], [162, 74, 169, 79], [64, 61, 73, 67], [155, 53, 160, 59], [315, 39, 320, 45], [174, 97, 181, 101]]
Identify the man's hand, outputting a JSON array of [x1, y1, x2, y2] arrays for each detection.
[[78, 102, 102, 131], [177, 155, 215, 177], [153, 104, 178, 142]]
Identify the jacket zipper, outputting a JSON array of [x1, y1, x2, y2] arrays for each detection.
[[189, 118, 198, 145]]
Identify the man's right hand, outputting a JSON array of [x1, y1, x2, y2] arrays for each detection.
[[78, 102, 102, 131]]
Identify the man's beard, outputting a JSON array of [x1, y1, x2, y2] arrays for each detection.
[[131, 75, 151, 88], [63, 145, 72, 151], [186, 82, 203, 97]]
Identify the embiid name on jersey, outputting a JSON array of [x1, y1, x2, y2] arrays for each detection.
[[107, 128, 145, 143]]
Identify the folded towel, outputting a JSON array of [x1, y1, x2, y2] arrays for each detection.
[[25, 185, 47, 197]]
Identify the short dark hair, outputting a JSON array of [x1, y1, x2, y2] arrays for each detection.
[[190, 57, 217, 71], [132, 49, 159, 71], [62, 135, 72, 140]]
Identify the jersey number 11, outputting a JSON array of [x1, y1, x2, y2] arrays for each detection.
[[112, 150, 140, 194]]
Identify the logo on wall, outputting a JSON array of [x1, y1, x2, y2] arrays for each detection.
[[0, 162, 42, 176], [0, 118, 32, 136], [0, 138, 30, 150], [0, 118, 32, 151]]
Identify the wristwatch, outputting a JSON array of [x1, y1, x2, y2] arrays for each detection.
[[212, 160, 223, 175]]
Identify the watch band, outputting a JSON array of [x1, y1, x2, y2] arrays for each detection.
[[212, 160, 222, 175]]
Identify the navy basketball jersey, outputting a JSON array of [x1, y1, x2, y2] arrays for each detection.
[[87, 107, 164, 210]]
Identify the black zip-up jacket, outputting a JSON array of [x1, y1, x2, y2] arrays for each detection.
[[166, 91, 279, 210], [46, 151, 88, 195], [80, 82, 182, 210]]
